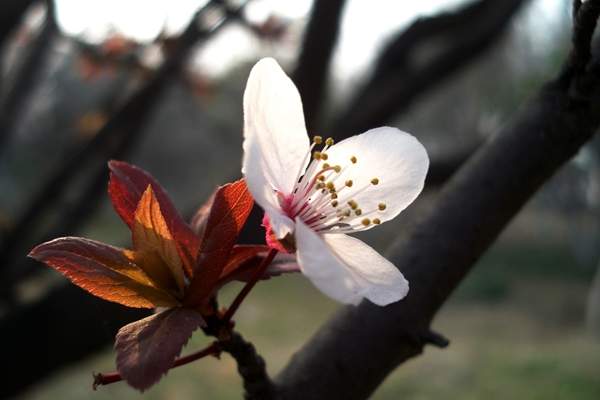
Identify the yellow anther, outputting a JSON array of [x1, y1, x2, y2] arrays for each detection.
[[316, 182, 325, 189], [345, 180, 353, 187], [371, 178, 379, 185], [317, 175, 326, 182], [344, 210, 351, 217], [326, 182, 335, 190], [321, 153, 329, 160], [355, 209, 362, 216], [378, 203, 387, 211], [333, 165, 342, 173], [347, 200, 358, 210], [329, 187, 336, 193], [350, 156, 357, 164], [331, 200, 338, 207], [313, 151, 322, 160], [373, 218, 381, 225], [313, 136, 323, 144], [331, 193, 338, 199], [322, 163, 330, 169], [361, 218, 371, 226], [325, 137, 334, 146]]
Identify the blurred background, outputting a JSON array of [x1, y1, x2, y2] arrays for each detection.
[[1, 0, 599, 398]]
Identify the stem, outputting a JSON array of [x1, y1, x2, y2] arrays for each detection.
[[222, 249, 278, 323], [93, 341, 221, 389]]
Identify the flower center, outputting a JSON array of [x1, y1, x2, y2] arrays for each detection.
[[279, 136, 387, 234]]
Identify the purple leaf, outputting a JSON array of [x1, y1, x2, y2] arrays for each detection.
[[115, 307, 205, 391]]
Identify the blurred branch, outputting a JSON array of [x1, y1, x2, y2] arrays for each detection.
[[0, 1, 246, 296], [0, 0, 36, 49], [329, 0, 527, 141], [292, 0, 346, 132], [275, 3, 600, 399], [0, 0, 57, 155]]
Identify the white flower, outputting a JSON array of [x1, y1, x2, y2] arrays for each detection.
[[241, 58, 429, 306]]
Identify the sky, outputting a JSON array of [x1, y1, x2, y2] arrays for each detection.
[[52, 0, 565, 79]]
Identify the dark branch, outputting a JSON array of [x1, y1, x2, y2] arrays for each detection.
[[329, 0, 527, 141], [0, 0, 57, 155], [220, 332, 276, 400], [275, 4, 600, 399], [292, 0, 346, 132], [0, 0, 36, 49]]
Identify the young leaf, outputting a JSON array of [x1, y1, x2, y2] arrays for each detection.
[[29, 238, 179, 308], [115, 307, 205, 391], [184, 179, 254, 306], [217, 245, 300, 285], [108, 160, 199, 276], [132, 186, 186, 295]]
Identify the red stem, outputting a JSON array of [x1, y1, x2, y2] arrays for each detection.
[[222, 249, 278, 323], [93, 341, 221, 389]]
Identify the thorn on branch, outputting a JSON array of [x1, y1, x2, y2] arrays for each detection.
[[421, 329, 450, 348]]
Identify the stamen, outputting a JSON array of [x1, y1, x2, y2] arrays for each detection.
[[321, 153, 329, 160], [313, 151, 322, 160], [347, 200, 358, 210], [333, 165, 341, 173], [313, 136, 323, 144], [317, 175, 325, 182], [345, 180, 353, 187], [361, 218, 371, 226], [371, 178, 379, 185], [325, 137, 334, 146], [326, 182, 335, 191], [378, 203, 387, 211], [322, 163, 330, 169], [331, 193, 338, 199], [373, 218, 381, 225], [355, 209, 362, 216], [331, 200, 338, 207], [350, 156, 357, 164]]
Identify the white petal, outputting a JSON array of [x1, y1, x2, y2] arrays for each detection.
[[324, 127, 428, 228], [242, 58, 310, 203], [295, 219, 408, 306]]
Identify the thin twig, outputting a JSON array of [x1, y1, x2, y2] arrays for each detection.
[[222, 249, 278, 324], [93, 341, 221, 389]]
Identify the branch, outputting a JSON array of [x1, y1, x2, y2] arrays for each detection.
[[275, 3, 600, 399], [292, 0, 346, 132], [329, 0, 527, 141], [0, 0, 57, 155], [220, 332, 276, 400]]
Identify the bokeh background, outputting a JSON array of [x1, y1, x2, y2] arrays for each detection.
[[1, 0, 599, 398]]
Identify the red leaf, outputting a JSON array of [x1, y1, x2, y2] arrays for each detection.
[[29, 237, 179, 308], [184, 179, 254, 306], [217, 245, 269, 283], [217, 245, 299, 285], [115, 308, 205, 391], [108, 161, 199, 277], [132, 185, 187, 296]]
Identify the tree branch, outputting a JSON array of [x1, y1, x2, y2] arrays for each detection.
[[330, 0, 527, 141], [292, 0, 346, 132], [220, 332, 275, 400], [275, 3, 600, 399]]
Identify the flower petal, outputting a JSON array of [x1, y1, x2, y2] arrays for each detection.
[[295, 219, 408, 306], [242, 58, 310, 236], [324, 127, 428, 228]]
